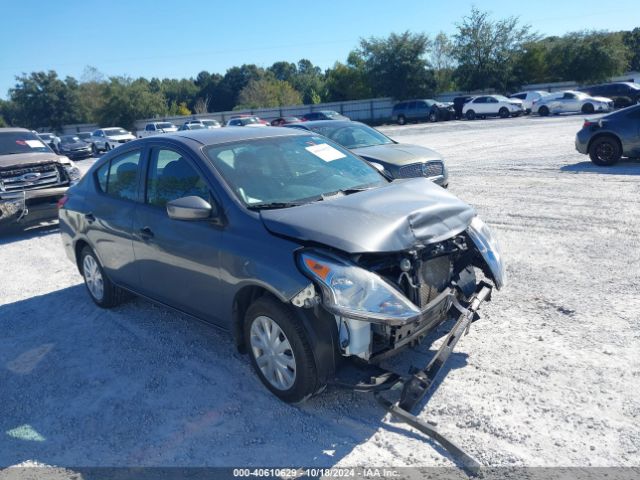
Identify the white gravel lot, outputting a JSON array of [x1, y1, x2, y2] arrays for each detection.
[[0, 115, 638, 472]]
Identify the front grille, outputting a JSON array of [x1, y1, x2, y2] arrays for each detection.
[[0, 163, 64, 193], [397, 161, 444, 179]]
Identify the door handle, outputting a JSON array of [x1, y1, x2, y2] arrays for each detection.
[[139, 226, 154, 239], [84, 212, 96, 223]]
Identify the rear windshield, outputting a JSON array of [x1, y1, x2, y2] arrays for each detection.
[[104, 128, 128, 136], [0, 132, 52, 155]]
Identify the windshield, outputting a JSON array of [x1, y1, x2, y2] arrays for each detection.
[[0, 132, 52, 155], [204, 135, 387, 208], [157, 122, 175, 129], [77, 132, 91, 139], [61, 135, 81, 143], [202, 120, 219, 126], [104, 128, 128, 136], [308, 123, 394, 149]]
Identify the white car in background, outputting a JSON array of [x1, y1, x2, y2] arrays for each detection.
[[533, 90, 614, 116], [89, 127, 136, 153], [185, 119, 221, 129], [137, 122, 178, 138], [462, 95, 525, 120], [509, 91, 549, 113]]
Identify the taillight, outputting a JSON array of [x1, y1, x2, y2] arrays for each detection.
[[583, 120, 599, 129], [57, 194, 69, 209]]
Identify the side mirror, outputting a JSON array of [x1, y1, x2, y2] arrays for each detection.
[[166, 196, 213, 221]]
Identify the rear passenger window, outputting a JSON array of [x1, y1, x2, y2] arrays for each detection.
[[95, 150, 141, 201]]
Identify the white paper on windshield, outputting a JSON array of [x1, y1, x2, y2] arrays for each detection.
[[25, 140, 46, 148], [305, 143, 346, 162]]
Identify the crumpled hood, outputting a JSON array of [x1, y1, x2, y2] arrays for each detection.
[[105, 134, 135, 140], [260, 178, 475, 254], [0, 152, 66, 169], [352, 143, 442, 167]]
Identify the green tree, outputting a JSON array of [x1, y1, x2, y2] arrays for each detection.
[[96, 77, 168, 130], [237, 77, 302, 108], [623, 28, 640, 71], [452, 7, 537, 91], [430, 32, 457, 92], [325, 51, 371, 101], [358, 31, 436, 99], [8, 71, 84, 129], [212, 64, 264, 111]]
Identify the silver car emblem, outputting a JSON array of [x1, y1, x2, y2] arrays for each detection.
[[20, 172, 42, 182]]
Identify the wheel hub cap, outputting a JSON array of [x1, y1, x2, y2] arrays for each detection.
[[83, 255, 104, 301], [250, 316, 296, 390]]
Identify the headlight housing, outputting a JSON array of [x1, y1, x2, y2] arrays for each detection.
[[467, 216, 506, 289], [298, 250, 420, 323], [59, 158, 81, 184]]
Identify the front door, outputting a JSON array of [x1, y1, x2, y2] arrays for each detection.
[[132, 146, 223, 323]]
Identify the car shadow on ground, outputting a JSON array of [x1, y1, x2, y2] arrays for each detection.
[[0, 286, 469, 469], [0, 223, 59, 245], [560, 158, 640, 175]]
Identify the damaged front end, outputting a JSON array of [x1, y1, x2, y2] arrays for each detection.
[[295, 215, 505, 363]]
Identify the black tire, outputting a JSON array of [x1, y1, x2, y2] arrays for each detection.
[[428, 110, 438, 122], [79, 246, 127, 308], [91, 143, 97, 155], [466, 110, 476, 120], [582, 103, 595, 114], [105, 143, 111, 151], [538, 106, 550, 116], [397, 115, 406, 126], [589, 136, 622, 166], [499, 107, 510, 118], [244, 296, 321, 403]]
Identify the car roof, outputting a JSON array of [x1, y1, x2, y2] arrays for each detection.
[[0, 127, 32, 133], [295, 120, 358, 128], [162, 126, 310, 145]]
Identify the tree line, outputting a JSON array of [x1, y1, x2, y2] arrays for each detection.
[[0, 7, 637, 131]]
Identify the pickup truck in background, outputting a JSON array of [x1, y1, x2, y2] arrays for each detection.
[[0, 128, 80, 229], [137, 122, 178, 138]]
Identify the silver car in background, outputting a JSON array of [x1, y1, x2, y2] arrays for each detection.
[[533, 90, 614, 116]]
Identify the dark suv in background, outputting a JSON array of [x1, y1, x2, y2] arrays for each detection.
[[391, 100, 454, 125], [578, 82, 640, 108]]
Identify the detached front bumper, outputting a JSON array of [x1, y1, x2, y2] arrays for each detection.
[[0, 186, 68, 227]]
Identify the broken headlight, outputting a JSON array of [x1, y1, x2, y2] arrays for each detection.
[[59, 158, 81, 184], [298, 250, 420, 323], [467, 216, 506, 289]]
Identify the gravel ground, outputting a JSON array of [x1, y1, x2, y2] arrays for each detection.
[[0, 115, 639, 471]]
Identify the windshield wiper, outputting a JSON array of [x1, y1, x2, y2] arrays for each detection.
[[247, 197, 322, 210], [322, 186, 374, 198]]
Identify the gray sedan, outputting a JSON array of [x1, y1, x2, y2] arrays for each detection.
[[287, 120, 448, 187], [58, 127, 503, 406]]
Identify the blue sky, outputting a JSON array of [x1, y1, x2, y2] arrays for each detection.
[[0, 0, 637, 97]]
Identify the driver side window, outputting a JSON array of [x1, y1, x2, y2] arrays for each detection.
[[146, 148, 210, 207]]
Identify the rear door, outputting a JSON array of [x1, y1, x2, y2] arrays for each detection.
[[85, 147, 144, 289], [132, 145, 223, 323], [625, 107, 640, 156]]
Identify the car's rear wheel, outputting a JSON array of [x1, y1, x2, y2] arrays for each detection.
[[538, 106, 550, 116], [499, 107, 510, 118], [428, 110, 438, 122], [80, 246, 127, 308], [397, 115, 406, 126], [589, 136, 622, 166], [582, 103, 595, 114], [466, 110, 476, 120], [244, 296, 320, 403]]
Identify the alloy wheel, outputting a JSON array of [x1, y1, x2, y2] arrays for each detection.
[[250, 315, 297, 391]]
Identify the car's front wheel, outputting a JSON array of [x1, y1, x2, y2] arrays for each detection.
[[589, 136, 622, 166], [428, 110, 438, 122], [582, 103, 595, 114], [538, 106, 550, 116], [499, 107, 510, 118], [244, 296, 321, 403], [80, 246, 127, 308]]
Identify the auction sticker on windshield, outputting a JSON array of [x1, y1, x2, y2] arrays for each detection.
[[25, 140, 46, 148], [305, 143, 346, 162]]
